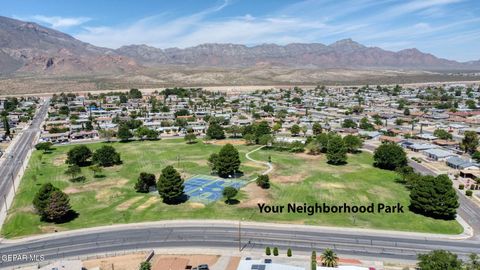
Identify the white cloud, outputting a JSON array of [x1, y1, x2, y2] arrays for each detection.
[[30, 15, 91, 29]]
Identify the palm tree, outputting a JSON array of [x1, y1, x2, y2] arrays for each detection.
[[321, 248, 338, 267]]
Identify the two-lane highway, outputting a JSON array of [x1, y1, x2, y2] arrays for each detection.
[[0, 221, 479, 268], [0, 100, 49, 212]]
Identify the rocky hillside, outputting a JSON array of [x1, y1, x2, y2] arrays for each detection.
[[1, 15, 479, 75], [116, 39, 476, 70], [0, 16, 139, 75]]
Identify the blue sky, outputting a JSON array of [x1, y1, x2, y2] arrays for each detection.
[[2, 0, 479, 61]]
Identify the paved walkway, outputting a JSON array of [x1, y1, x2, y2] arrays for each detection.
[[245, 146, 273, 177]]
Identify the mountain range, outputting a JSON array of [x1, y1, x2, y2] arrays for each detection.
[[1, 15, 479, 76]]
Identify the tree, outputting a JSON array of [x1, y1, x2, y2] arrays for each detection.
[[2, 115, 10, 137], [321, 249, 338, 267], [43, 190, 72, 222], [273, 247, 279, 256], [35, 142, 53, 153], [417, 250, 463, 270], [64, 165, 81, 180], [33, 183, 59, 216], [373, 143, 407, 170], [157, 166, 185, 204], [243, 133, 256, 145], [129, 88, 143, 99], [462, 131, 479, 154], [290, 124, 301, 136], [117, 124, 133, 141], [89, 164, 103, 178], [222, 186, 238, 204], [472, 151, 480, 163], [312, 122, 322, 135], [228, 125, 242, 138], [410, 174, 459, 220], [342, 119, 357, 128], [135, 172, 156, 193], [206, 122, 225, 139], [255, 121, 271, 141], [139, 261, 151, 270], [256, 175, 270, 189], [359, 117, 374, 131], [184, 133, 197, 144], [216, 144, 241, 178], [136, 126, 159, 140], [208, 153, 219, 173], [466, 253, 480, 270], [258, 134, 273, 146], [287, 248, 292, 257], [66, 145, 92, 166], [99, 129, 115, 142], [326, 135, 347, 165], [343, 135, 362, 153], [92, 145, 122, 167], [272, 122, 282, 134], [403, 108, 410, 116], [265, 247, 271, 256], [434, 129, 453, 140]]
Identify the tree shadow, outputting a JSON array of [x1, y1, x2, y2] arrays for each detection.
[[326, 161, 347, 166], [163, 194, 189, 205], [225, 199, 240, 205]]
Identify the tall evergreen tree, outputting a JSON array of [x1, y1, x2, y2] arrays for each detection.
[[326, 135, 347, 165], [216, 144, 241, 177], [410, 174, 459, 220], [157, 166, 185, 204], [43, 190, 72, 222], [33, 183, 59, 215]]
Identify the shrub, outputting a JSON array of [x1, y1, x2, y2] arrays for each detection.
[[466, 190, 473, 197], [273, 247, 279, 256], [470, 184, 475, 190], [256, 175, 270, 189], [265, 247, 271, 256], [70, 176, 86, 183], [287, 248, 292, 257], [459, 184, 465, 190]]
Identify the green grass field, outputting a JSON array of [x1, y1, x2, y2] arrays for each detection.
[[2, 139, 462, 238]]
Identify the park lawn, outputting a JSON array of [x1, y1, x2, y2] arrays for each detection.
[[2, 139, 462, 238]]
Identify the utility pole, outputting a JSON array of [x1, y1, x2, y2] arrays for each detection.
[[238, 220, 241, 252]]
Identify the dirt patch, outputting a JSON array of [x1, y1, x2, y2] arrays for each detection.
[[16, 206, 35, 214], [238, 183, 270, 208], [40, 225, 66, 234], [152, 254, 219, 270], [83, 252, 147, 270], [136, 196, 160, 210], [226, 257, 241, 270], [64, 178, 129, 194], [295, 152, 324, 160], [210, 139, 246, 146], [52, 154, 67, 166], [189, 202, 206, 209], [271, 173, 307, 183], [96, 189, 124, 202], [116, 196, 144, 211], [314, 182, 347, 189]]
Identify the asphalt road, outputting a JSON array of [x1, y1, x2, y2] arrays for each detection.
[[0, 222, 479, 268], [0, 100, 49, 211]]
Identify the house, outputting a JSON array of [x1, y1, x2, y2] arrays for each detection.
[[446, 157, 480, 170], [39, 260, 83, 270], [423, 148, 457, 161], [407, 143, 438, 152], [237, 259, 304, 270]]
